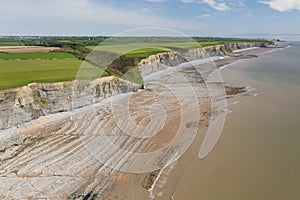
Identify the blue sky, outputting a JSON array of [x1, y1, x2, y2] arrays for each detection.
[[0, 0, 299, 36]]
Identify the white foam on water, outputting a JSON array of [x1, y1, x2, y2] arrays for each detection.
[[246, 86, 255, 92], [225, 108, 232, 115], [233, 47, 259, 53], [257, 45, 290, 56], [148, 153, 178, 199], [220, 60, 242, 71]]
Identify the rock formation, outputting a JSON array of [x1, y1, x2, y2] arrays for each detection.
[[0, 77, 139, 130], [139, 42, 264, 77]]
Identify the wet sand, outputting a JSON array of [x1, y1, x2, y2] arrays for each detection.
[[172, 45, 300, 200]]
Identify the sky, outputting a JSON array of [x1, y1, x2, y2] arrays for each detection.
[[0, 0, 300, 36]]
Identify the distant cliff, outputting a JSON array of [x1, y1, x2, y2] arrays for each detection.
[[139, 42, 266, 77]]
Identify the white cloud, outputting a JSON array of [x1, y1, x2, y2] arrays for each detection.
[[141, 7, 151, 13], [203, 0, 230, 11], [229, 0, 245, 7], [181, 0, 230, 11], [181, 0, 195, 2], [146, 0, 167, 2], [259, 0, 300, 12], [195, 14, 211, 18]]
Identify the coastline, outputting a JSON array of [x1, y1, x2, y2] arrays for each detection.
[[139, 46, 274, 200], [217, 45, 285, 70], [172, 42, 300, 200], [116, 45, 278, 200], [0, 44, 279, 199]]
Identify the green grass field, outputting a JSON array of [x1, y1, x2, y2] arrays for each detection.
[[0, 40, 225, 90], [0, 60, 109, 90], [0, 52, 75, 60], [87, 41, 224, 57], [125, 48, 168, 57]]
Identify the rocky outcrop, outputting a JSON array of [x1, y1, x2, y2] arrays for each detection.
[[224, 42, 264, 51], [0, 77, 139, 130]]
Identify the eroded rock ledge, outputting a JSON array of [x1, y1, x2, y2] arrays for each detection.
[[0, 77, 139, 130]]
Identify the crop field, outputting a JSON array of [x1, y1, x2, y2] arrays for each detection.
[[0, 60, 108, 90], [0, 52, 75, 60]]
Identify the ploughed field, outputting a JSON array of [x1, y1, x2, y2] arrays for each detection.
[[0, 46, 61, 53]]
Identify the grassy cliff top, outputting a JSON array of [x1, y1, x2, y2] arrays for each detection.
[[0, 37, 271, 90]]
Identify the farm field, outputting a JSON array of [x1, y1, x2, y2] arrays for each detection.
[[0, 59, 108, 90], [0, 52, 75, 60], [0, 46, 60, 53]]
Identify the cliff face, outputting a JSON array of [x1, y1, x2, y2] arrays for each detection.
[[225, 42, 262, 50], [139, 42, 264, 77], [0, 77, 139, 130]]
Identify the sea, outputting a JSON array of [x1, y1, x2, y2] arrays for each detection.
[[173, 41, 300, 200]]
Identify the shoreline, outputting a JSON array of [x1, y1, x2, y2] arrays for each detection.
[[118, 45, 277, 200], [171, 43, 293, 200], [216, 45, 287, 70], [142, 47, 273, 200]]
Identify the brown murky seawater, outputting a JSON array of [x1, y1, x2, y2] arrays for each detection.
[[173, 43, 300, 200]]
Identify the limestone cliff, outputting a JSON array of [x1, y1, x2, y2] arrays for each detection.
[[0, 77, 139, 130], [139, 42, 265, 77]]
